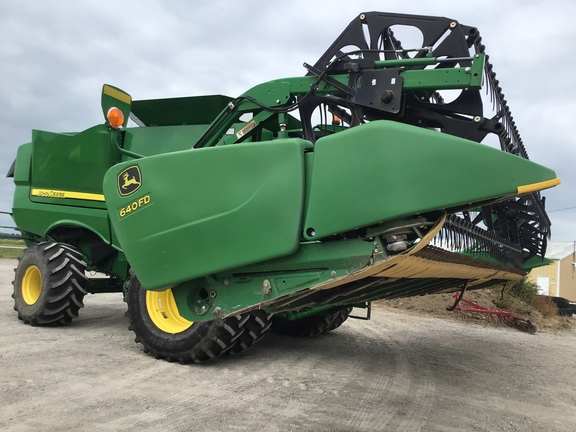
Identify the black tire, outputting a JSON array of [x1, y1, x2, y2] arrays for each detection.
[[558, 307, 574, 318], [229, 310, 273, 354], [325, 306, 353, 332], [271, 309, 337, 337], [126, 275, 247, 363], [539, 295, 570, 309], [12, 242, 87, 326]]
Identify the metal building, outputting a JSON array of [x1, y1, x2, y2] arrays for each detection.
[[528, 242, 576, 300]]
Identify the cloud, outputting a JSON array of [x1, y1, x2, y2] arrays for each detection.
[[1, 0, 574, 242]]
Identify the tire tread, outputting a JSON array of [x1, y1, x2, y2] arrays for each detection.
[[126, 275, 246, 364], [13, 242, 87, 326], [229, 310, 273, 355]]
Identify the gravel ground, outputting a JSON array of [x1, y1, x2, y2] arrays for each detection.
[[1, 258, 575, 432]]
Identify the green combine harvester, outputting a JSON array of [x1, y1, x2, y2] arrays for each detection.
[[7, 12, 559, 363]]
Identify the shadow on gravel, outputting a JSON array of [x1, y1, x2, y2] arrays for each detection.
[[221, 320, 538, 374], [38, 297, 540, 375]]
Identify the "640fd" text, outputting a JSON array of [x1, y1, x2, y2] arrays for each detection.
[[119, 195, 151, 218]]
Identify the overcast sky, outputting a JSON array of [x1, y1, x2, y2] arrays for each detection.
[[1, 0, 575, 242]]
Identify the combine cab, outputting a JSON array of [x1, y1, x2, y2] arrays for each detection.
[[8, 12, 559, 363]]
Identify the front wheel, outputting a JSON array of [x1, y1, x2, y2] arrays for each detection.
[[12, 242, 87, 325], [126, 275, 247, 363]]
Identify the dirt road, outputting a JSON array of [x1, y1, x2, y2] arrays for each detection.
[[1, 258, 575, 431]]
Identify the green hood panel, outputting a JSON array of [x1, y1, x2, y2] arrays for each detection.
[[30, 124, 117, 204], [303, 121, 558, 240], [104, 139, 312, 289]]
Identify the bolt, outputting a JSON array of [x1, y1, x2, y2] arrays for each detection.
[[209, 290, 217, 299], [276, 99, 281, 104], [331, 271, 337, 278], [359, 13, 366, 21], [212, 307, 223, 318], [450, 21, 457, 28], [374, 248, 379, 254], [473, 116, 482, 123], [465, 67, 471, 73], [224, 279, 229, 286], [380, 90, 394, 104]]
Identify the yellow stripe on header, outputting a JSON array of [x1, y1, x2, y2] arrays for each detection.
[[517, 178, 561, 195], [103, 85, 132, 105], [31, 189, 105, 202]]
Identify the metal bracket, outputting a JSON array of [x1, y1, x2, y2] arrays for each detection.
[[350, 301, 372, 320], [350, 69, 404, 115]]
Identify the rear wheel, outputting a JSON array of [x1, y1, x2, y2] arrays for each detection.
[[271, 309, 337, 337], [271, 306, 353, 337], [325, 306, 353, 332], [12, 242, 87, 325], [126, 275, 247, 363], [229, 310, 273, 354]]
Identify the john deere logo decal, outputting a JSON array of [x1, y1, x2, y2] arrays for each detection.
[[118, 166, 142, 196]]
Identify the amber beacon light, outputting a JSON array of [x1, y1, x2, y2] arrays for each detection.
[[107, 107, 124, 129]]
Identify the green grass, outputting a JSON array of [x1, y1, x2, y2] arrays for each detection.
[[492, 277, 538, 312], [0, 239, 25, 245], [0, 239, 25, 259]]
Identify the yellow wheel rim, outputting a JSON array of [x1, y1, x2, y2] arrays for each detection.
[[146, 289, 193, 334], [22, 265, 42, 305]]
